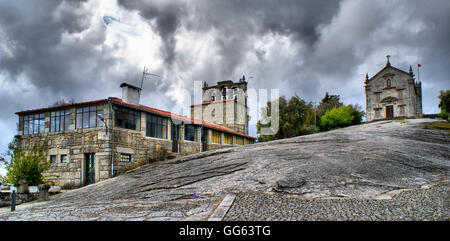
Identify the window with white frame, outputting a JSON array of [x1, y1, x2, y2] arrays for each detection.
[[60, 154, 68, 163], [76, 105, 104, 129], [23, 113, 45, 135], [51, 110, 70, 132]]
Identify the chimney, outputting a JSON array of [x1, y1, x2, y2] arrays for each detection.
[[120, 83, 141, 105]]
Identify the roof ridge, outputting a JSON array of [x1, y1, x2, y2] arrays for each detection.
[[15, 98, 110, 115], [368, 64, 412, 82]]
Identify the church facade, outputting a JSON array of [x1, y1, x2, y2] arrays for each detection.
[[365, 57, 422, 122]]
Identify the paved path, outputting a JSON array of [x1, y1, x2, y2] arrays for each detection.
[[224, 180, 449, 221], [0, 119, 448, 220]]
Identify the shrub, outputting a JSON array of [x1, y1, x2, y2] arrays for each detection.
[[136, 159, 149, 168], [155, 147, 168, 161], [320, 105, 356, 131], [349, 104, 364, 125], [148, 147, 169, 163], [300, 125, 320, 135], [439, 110, 449, 121], [0, 141, 51, 186], [438, 90, 450, 122]]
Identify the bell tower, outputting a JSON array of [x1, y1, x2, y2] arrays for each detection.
[[191, 76, 249, 134]]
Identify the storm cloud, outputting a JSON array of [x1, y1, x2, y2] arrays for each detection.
[[0, 0, 449, 164]]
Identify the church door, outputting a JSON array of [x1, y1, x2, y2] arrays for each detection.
[[386, 105, 394, 119]]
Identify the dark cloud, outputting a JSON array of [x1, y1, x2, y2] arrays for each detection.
[[58, 0, 91, 34], [118, 0, 342, 79], [119, 0, 187, 68], [0, 0, 102, 92], [194, 0, 342, 80], [0, 0, 142, 154]]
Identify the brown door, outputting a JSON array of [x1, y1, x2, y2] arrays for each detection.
[[386, 105, 394, 119]]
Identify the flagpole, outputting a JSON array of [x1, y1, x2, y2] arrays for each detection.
[[417, 63, 420, 83], [416, 56, 421, 83]]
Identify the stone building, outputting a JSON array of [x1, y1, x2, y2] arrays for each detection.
[[14, 82, 255, 188], [191, 77, 249, 135], [365, 56, 422, 122]]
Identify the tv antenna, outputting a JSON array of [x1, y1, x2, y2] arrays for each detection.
[[141, 66, 161, 89]]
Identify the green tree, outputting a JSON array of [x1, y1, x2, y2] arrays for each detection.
[[256, 93, 363, 141], [438, 90, 450, 121], [320, 105, 364, 131], [349, 104, 365, 125], [0, 141, 51, 186], [315, 92, 344, 130], [257, 95, 318, 142]]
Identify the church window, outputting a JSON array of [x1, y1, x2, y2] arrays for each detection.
[[386, 79, 391, 88], [375, 93, 381, 102], [375, 109, 381, 118], [233, 88, 238, 99], [221, 87, 227, 100]]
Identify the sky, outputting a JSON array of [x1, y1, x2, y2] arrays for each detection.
[[0, 0, 449, 174]]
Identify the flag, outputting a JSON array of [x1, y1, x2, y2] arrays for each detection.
[[418, 63, 422, 67]]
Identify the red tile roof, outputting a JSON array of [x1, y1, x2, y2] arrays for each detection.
[[16, 97, 256, 140], [110, 97, 255, 139]]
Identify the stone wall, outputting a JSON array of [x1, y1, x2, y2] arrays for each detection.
[[1, 192, 39, 207], [112, 128, 172, 175], [16, 126, 112, 189]]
